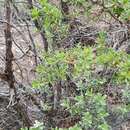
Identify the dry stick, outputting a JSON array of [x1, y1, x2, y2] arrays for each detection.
[[90, 0, 123, 24], [0, 55, 5, 62], [26, 0, 48, 52], [0, 20, 30, 45], [25, 20, 38, 66], [0, 21, 35, 61], [3, 1, 33, 128], [11, 0, 19, 14], [0, 20, 29, 49], [13, 60, 24, 81], [12, 36, 26, 55], [12, 36, 33, 61], [15, 100, 33, 129], [14, 46, 31, 60], [53, 80, 62, 110]]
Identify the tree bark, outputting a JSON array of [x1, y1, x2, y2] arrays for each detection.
[[4, 0, 16, 105], [4, 1, 33, 128]]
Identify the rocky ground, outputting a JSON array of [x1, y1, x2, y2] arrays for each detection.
[[0, 23, 44, 130], [0, 21, 130, 130]]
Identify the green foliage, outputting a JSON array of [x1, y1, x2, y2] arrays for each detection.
[[32, 50, 68, 87], [69, 0, 130, 22], [31, 0, 130, 49], [32, 46, 94, 88], [97, 46, 130, 84], [21, 121, 43, 130], [31, 8, 40, 20], [106, 0, 130, 21], [39, 0, 62, 29], [69, 125, 82, 130], [62, 92, 109, 130], [67, 0, 86, 5], [31, 0, 63, 43], [32, 33, 130, 129], [30, 1, 130, 130]]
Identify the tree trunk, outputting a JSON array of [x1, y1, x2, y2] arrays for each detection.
[[4, 0, 16, 106], [4, 1, 33, 128]]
